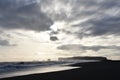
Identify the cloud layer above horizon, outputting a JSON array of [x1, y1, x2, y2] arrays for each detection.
[[0, 0, 120, 61], [0, 0, 120, 35]]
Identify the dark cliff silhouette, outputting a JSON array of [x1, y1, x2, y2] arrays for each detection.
[[58, 56, 107, 61]]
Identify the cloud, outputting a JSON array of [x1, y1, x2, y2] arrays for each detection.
[[77, 16, 120, 37], [50, 36, 58, 41], [70, 0, 120, 38], [40, 0, 120, 39], [1, 0, 120, 37], [0, 0, 120, 61], [57, 44, 120, 52], [0, 0, 53, 31], [0, 30, 17, 46], [0, 39, 15, 46]]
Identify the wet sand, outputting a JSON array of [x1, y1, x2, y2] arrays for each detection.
[[0, 65, 79, 79], [1, 60, 120, 80]]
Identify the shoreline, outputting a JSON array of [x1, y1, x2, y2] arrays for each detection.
[[1, 60, 120, 80], [0, 65, 79, 79]]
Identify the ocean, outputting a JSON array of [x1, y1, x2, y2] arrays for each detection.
[[0, 61, 79, 79], [0, 60, 98, 79]]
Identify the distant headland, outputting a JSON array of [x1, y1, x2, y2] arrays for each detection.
[[58, 56, 108, 61]]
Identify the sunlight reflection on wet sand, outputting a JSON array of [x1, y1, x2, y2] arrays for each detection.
[[0, 65, 79, 79]]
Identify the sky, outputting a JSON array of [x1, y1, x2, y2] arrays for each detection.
[[0, 0, 120, 61]]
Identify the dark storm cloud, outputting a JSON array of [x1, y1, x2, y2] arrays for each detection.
[[57, 44, 120, 52], [0, 0, 53, 31]]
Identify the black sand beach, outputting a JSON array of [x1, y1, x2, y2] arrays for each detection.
[[1, 60, 120, 80]]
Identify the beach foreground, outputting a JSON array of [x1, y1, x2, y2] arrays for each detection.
[[1, 60, 120, 80]]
